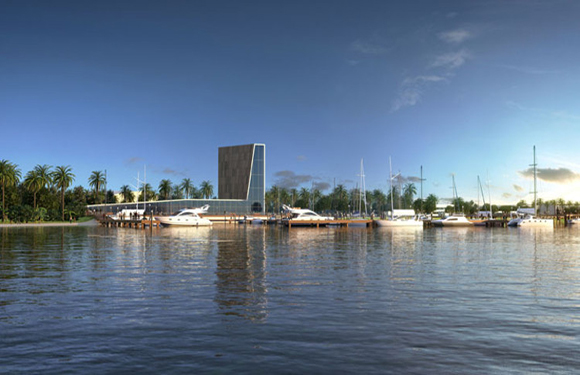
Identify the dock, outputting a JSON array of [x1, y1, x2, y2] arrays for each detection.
[[100, 218, 160, 229], [284, 220, 374, 228]]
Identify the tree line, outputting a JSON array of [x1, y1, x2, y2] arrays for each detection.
[[0, 159, 215, 223], [265, 183, 440, 216]]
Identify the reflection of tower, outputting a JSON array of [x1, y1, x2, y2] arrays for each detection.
[[214, 229, 267, 321]]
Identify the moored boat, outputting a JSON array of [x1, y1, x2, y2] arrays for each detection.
[[281, 205, 334, 225], [156, 207, 212, 227], [432, 214, 474, 227], [376, 209, 423, 227]]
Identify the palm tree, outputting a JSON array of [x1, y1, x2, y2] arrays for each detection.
[[52, 165, 75, 221], [403, 183, 417, 209], [0, 160, 21, 222], [139, 183, 156, 201], [200, 180, 213, 199], [34, 164, 53, 190], [24, 169, 43, 209], [158, 179, 172, 200], [424, 194, 438, 214], [181, 178, 194, 199], [88, 170, 106, 203], [120, 185, 134, 203], [332, 184, 349, 212]]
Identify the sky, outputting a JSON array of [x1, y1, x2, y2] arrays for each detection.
[[2, 0, 580, 205]]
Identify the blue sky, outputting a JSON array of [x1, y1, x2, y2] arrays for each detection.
[[2, 0, 580, 204]]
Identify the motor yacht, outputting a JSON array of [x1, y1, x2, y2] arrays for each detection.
[[156, 207, 212, 227], [432, 214, 474, 227], [282, 205, 334, 222]]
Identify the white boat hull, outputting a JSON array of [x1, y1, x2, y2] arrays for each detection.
[[508, 217, 553, 227], [156, 217, 212, 226]]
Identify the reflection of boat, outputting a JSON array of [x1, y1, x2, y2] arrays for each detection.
[[376, 209, 423, 227], [238, 216, 263, 224], [432, 214, 474, 227], [282, 205, 334, 221], [156, 208, 213, 226]]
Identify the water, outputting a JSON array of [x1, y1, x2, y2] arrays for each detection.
[[2, 225, 580, 374]]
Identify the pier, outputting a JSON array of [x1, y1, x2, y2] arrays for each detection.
[[284, 219, 374, 228], [100, 217, 160, 229]]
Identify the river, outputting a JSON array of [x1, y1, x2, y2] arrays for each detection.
[[1, 225, 579, 374]]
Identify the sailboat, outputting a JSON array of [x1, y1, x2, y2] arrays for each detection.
[[376, 157, 423, 227], [470, 176, 491, 226], [507, 146, 553, 228]]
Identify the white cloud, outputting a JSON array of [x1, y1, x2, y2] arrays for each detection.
[[391, 75, 447, 112], [402, 75, 447, 85], [438, 29, 471, 44], [432, 49, 470, 69], [391, 87, 422, 112]]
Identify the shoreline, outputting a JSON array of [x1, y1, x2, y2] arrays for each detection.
[[0, 219, 99, 228]]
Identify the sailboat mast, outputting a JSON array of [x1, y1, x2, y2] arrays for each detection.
[[487, 171, 492, 219], [452, 174, 458, 212], [531, 145, 537, 213], [389, 157, 394, 219], [477, 176, 487, 209], [420, 165, 423, 213]]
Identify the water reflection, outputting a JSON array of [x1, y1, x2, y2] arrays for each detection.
[[214, 226, 268, 322]]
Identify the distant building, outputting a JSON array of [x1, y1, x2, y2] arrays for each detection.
[[87, 143, 265, 215]]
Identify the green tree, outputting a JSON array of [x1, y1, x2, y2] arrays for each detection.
[[180, 178, 194, 199], [0, 160, 21, 222], [294, 187, 311, 209], [403, 183, 417, 209], [34, 164, 53, 203], [412, 198, 423, 213], [139, 183, 156, 201], [516, 200, 529, 208], [158, 179, 172, 200], [24, 169, 43, 210], [200, 180, 213, 199], [424, 194, 438, 214], [52, 165, 75, 221], [88, 170, 106, 203], [172, 184, 184, 199], [120, 185, 134, 203], [332, 184, 349, 212]]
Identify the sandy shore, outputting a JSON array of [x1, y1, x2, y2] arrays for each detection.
[[0, 219, 99, 228]]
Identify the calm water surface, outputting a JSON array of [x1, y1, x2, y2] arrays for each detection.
[[2, 224, 580, 374]]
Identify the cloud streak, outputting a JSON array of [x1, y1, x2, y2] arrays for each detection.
[[432, 49, 470, 69], [519, 168, 580, 184], [438, 29, 472, 44], [513, 184, 524, 192], [391, 75, 447, 112]]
